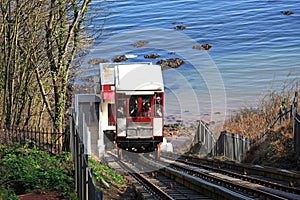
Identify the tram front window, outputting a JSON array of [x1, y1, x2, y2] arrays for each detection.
[[142, 96, 151, 116], [129, 95, 152, 117]]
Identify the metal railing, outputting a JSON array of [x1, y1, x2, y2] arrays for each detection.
[[193, 91, 299, 162], [192, 120, 216, 156], [253, 104, 294, 142], [70, 110, 103, 200], [215, 131, 252, 161], [193, 121, 253, 161], [0, 126, 65, 154]]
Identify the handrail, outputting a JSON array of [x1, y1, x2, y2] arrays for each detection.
[[252, 91, 298, 144]]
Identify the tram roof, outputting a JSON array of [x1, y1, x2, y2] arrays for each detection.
[[115, 63, 164, 92]]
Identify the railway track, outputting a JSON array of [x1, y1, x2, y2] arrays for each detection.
[[173, 156, 300, 195], [163, 152, 300, 188], [105, 151, 211, 200], [159, 152, 300, 200], [104, 151, 300, 199], [105, 152, 171, 199]]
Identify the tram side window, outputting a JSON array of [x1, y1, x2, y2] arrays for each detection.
[[117, 100, 126, 118], [129, 96, 138, 117], [155, 93, 162, 117], [108, 104, 115, 125]]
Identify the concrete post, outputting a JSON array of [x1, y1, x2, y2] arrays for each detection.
[[98, 106, 105, 158]]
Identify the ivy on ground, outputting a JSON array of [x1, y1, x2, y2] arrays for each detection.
[[0, 143, 75, 199]]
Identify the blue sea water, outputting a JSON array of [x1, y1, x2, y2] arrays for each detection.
[[84, 0, 300, 123]]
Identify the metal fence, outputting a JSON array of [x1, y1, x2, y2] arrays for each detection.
[[192, 120, 216, 156], [193, 91, 299, 162], [215, 131, 253, 161], [0, 126, 65, 154], [70, 111, 103, 200], [193, 121, 252, 161]]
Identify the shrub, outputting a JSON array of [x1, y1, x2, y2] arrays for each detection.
[[223, 80, 299, 139], [0, 143, 75, 198], [0, 188, 19, 200]]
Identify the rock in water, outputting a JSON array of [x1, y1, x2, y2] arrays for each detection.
[[144, 54, 160, 59], [174, 25, 186, 30], [133, 40, 149, 48], [112, 55, 128, 62], [156, 58, 184, 69], [281, 11, 294, 15], [192, 43, 212, 50]]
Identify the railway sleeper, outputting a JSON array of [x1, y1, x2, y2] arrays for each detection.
[[139, 156, 253, 200]]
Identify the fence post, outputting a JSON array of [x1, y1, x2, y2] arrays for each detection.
[[201, 122, 204, 144], [220, 133, 224, 157], [75, 132, 80, 199], [293, 91, 299, 159], [294, 113, 300, 159], [70, 113, 75, 162], [80, 143, 84, 200], [84, 154, 88, 200], [207, 127, 211, 155], [195, 121, 200, 144]]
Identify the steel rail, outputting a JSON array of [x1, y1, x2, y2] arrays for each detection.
[[176, 157, 300, 195], [169, 162, 288, 200], [108, 153, 174, 200]]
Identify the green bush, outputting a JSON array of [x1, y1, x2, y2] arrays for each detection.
[[0, 188, 19, 200], [0, 143, 75, 198]]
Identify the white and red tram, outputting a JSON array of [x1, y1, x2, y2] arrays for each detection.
[[99, 63, 164, 159]]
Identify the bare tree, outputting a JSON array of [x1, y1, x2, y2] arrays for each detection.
[[0, 0, 42, 128], [0, 0, 100, 132], [39, 0, 93, 132]]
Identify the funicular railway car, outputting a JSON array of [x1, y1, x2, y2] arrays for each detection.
[[99, 63, 164, 159]]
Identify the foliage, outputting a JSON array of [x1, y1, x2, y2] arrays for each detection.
[[222, 80, 299, 169], [244, 121, 299, 170], [0, 188, 18, 200], [88, 157, 125, 190], [0, 143, 75, 198], [223, 80, 299, 139]]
